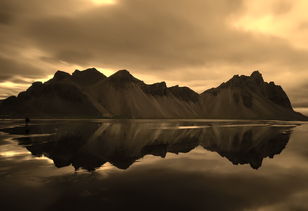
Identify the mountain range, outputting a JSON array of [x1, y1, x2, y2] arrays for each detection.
[[0, 68, 306, 120]]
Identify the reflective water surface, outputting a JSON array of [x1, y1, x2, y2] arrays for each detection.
[[0, 119, 308, 210]]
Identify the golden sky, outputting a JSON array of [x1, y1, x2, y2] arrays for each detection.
[[0, 0, 308, 114]]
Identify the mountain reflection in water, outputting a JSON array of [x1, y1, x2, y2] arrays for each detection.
[[1, 120, 294, 171]]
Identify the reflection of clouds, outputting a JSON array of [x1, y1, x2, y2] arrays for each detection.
[[158, 125, 211, 130], [3, 151, 306, 211], [1, 122, 308, 210], [0, 137, 31, 158], [0, 154, 73, 179], [0, 147, 307, 210], [252, 191, 308, 211], [0, 150, 30, 158], [280, 124, 308, 152], [31, 156, 54, 164]]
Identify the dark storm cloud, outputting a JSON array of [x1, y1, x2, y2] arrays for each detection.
[[0, 0, 90, 84], [1, 0, 307, 74], [23, 0, 308, 72], [0, 0, 88, 20], [0, 55, 45, 82], [25, 0, 231, 69], [0, 11, 12, 25]]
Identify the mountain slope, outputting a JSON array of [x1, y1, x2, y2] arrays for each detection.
[[87, 70, 202, 118], [200, 71, 306, 120], [0, 68, 306, 120], [0, 69, 104, 117]]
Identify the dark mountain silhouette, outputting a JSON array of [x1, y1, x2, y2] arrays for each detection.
[[0, 120, 294, 171], [72, 68, 107, 87], [0, 69, 102, 117], [199, 71, 303, 120], [0, 68, 306, 120]]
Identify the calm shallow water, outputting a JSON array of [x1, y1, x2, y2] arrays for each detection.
[[0, 119, 307, 211]]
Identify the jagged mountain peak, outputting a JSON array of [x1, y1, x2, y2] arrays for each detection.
[[26, 81, 44, 94], [53, 70, 71, 81], [31, 81, 43, 87], [217, 71, 266, 89], [72, 67, 104, 76], [250, 70, 262, 78], [110, 69, 133, 78], [168, 85, 199, 102], [169, 85, 193, 91], [46, 68, 107, 87], [72, 67, 106, 86], [141, 81, 167, 96], [153, 81, 167, 87], [107, 69, 143, 86], [250, 70, 264, 84]]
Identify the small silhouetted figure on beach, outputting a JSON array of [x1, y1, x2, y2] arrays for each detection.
[[25, 117, 30, 126]]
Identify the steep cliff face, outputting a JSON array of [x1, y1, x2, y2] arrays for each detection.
[[200, 71, 306, 120], [0, 68, 306, 120]]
